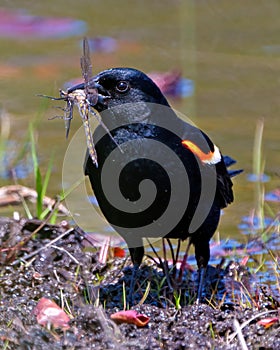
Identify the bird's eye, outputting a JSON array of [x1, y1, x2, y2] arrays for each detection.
[[116, 81, 130, 93]]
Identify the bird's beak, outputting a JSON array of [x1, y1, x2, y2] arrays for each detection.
[[67, 80, 110, 110]]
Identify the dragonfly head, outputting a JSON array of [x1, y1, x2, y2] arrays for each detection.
[[67, 80, 111, 111]]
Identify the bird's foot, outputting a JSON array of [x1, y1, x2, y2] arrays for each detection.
[[126, 264, 139, 306], [196, 267, 207, 304]]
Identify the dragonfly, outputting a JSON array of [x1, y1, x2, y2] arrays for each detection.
[[39, 38, 110, 167]]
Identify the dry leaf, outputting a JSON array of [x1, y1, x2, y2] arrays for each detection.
[[258, 317, 279, 329], [110, 310, 150, 327], [33, 297, 70, 330]]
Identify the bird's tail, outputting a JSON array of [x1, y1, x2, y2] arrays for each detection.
[[223, 155, 243, 178]]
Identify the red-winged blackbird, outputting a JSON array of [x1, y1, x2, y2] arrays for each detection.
[[69, 68, 241, 300]]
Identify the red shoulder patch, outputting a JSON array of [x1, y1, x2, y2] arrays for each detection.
[[181, 140, 221, 165]]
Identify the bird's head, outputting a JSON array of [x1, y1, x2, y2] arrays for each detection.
[[68, 68, 170, 124]]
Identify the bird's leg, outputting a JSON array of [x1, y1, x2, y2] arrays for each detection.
[[196, 267, 207, 304], [178, 238, 191, 283], [127, 263, 140, 307], [193, 238, 210, 303], [127, 245, 144, 306]]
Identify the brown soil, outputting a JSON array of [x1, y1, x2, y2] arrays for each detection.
[[0, 216, 279, 349]]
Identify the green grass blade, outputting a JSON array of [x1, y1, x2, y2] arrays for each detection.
[[41, 151, 54, 200], [35, 166, 43, 218], [29, 123, 44, 218]]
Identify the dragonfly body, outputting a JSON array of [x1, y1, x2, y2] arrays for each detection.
[[60, 89, 86, 105], [59, 88, 98, 166]]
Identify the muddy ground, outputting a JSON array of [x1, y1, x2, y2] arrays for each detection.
[[0, 216, 279, 349]]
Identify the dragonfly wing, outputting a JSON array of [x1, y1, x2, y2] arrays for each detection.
[[80, 38, 98, 105]]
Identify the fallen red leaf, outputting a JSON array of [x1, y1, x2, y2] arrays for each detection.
[[113, 247, 126, 258], [258, 317, 279, 329], [33, 297, 70, 330], [110, 310, 150, 327], [240, 256, 250, 266]]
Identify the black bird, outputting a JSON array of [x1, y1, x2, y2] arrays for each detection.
[[69, 67, 240, 300]]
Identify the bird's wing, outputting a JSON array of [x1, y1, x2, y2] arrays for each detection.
[[215, 157, 234, 207], [181, 128, 234, 208]]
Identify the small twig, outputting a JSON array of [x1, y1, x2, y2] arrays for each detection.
[[11, 228, 74, 265], [162, 239, 173, 292], [53, 269, 61, 283], [228, 310, 278, 343], [50, 245, 80, 265], [9, 196, 70, 260], [145, 254, 161, 267], [146, 238, 164, 269], [233, 319, 249, 350], [175, 239, 181, 267], [166, 238, 175, 266], [95, 306, 123, 348], [178, 238, 191, 282], [0, 185, 69, 215]]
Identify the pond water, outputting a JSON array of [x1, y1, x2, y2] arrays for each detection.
[[0, 1, 279, 274]]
